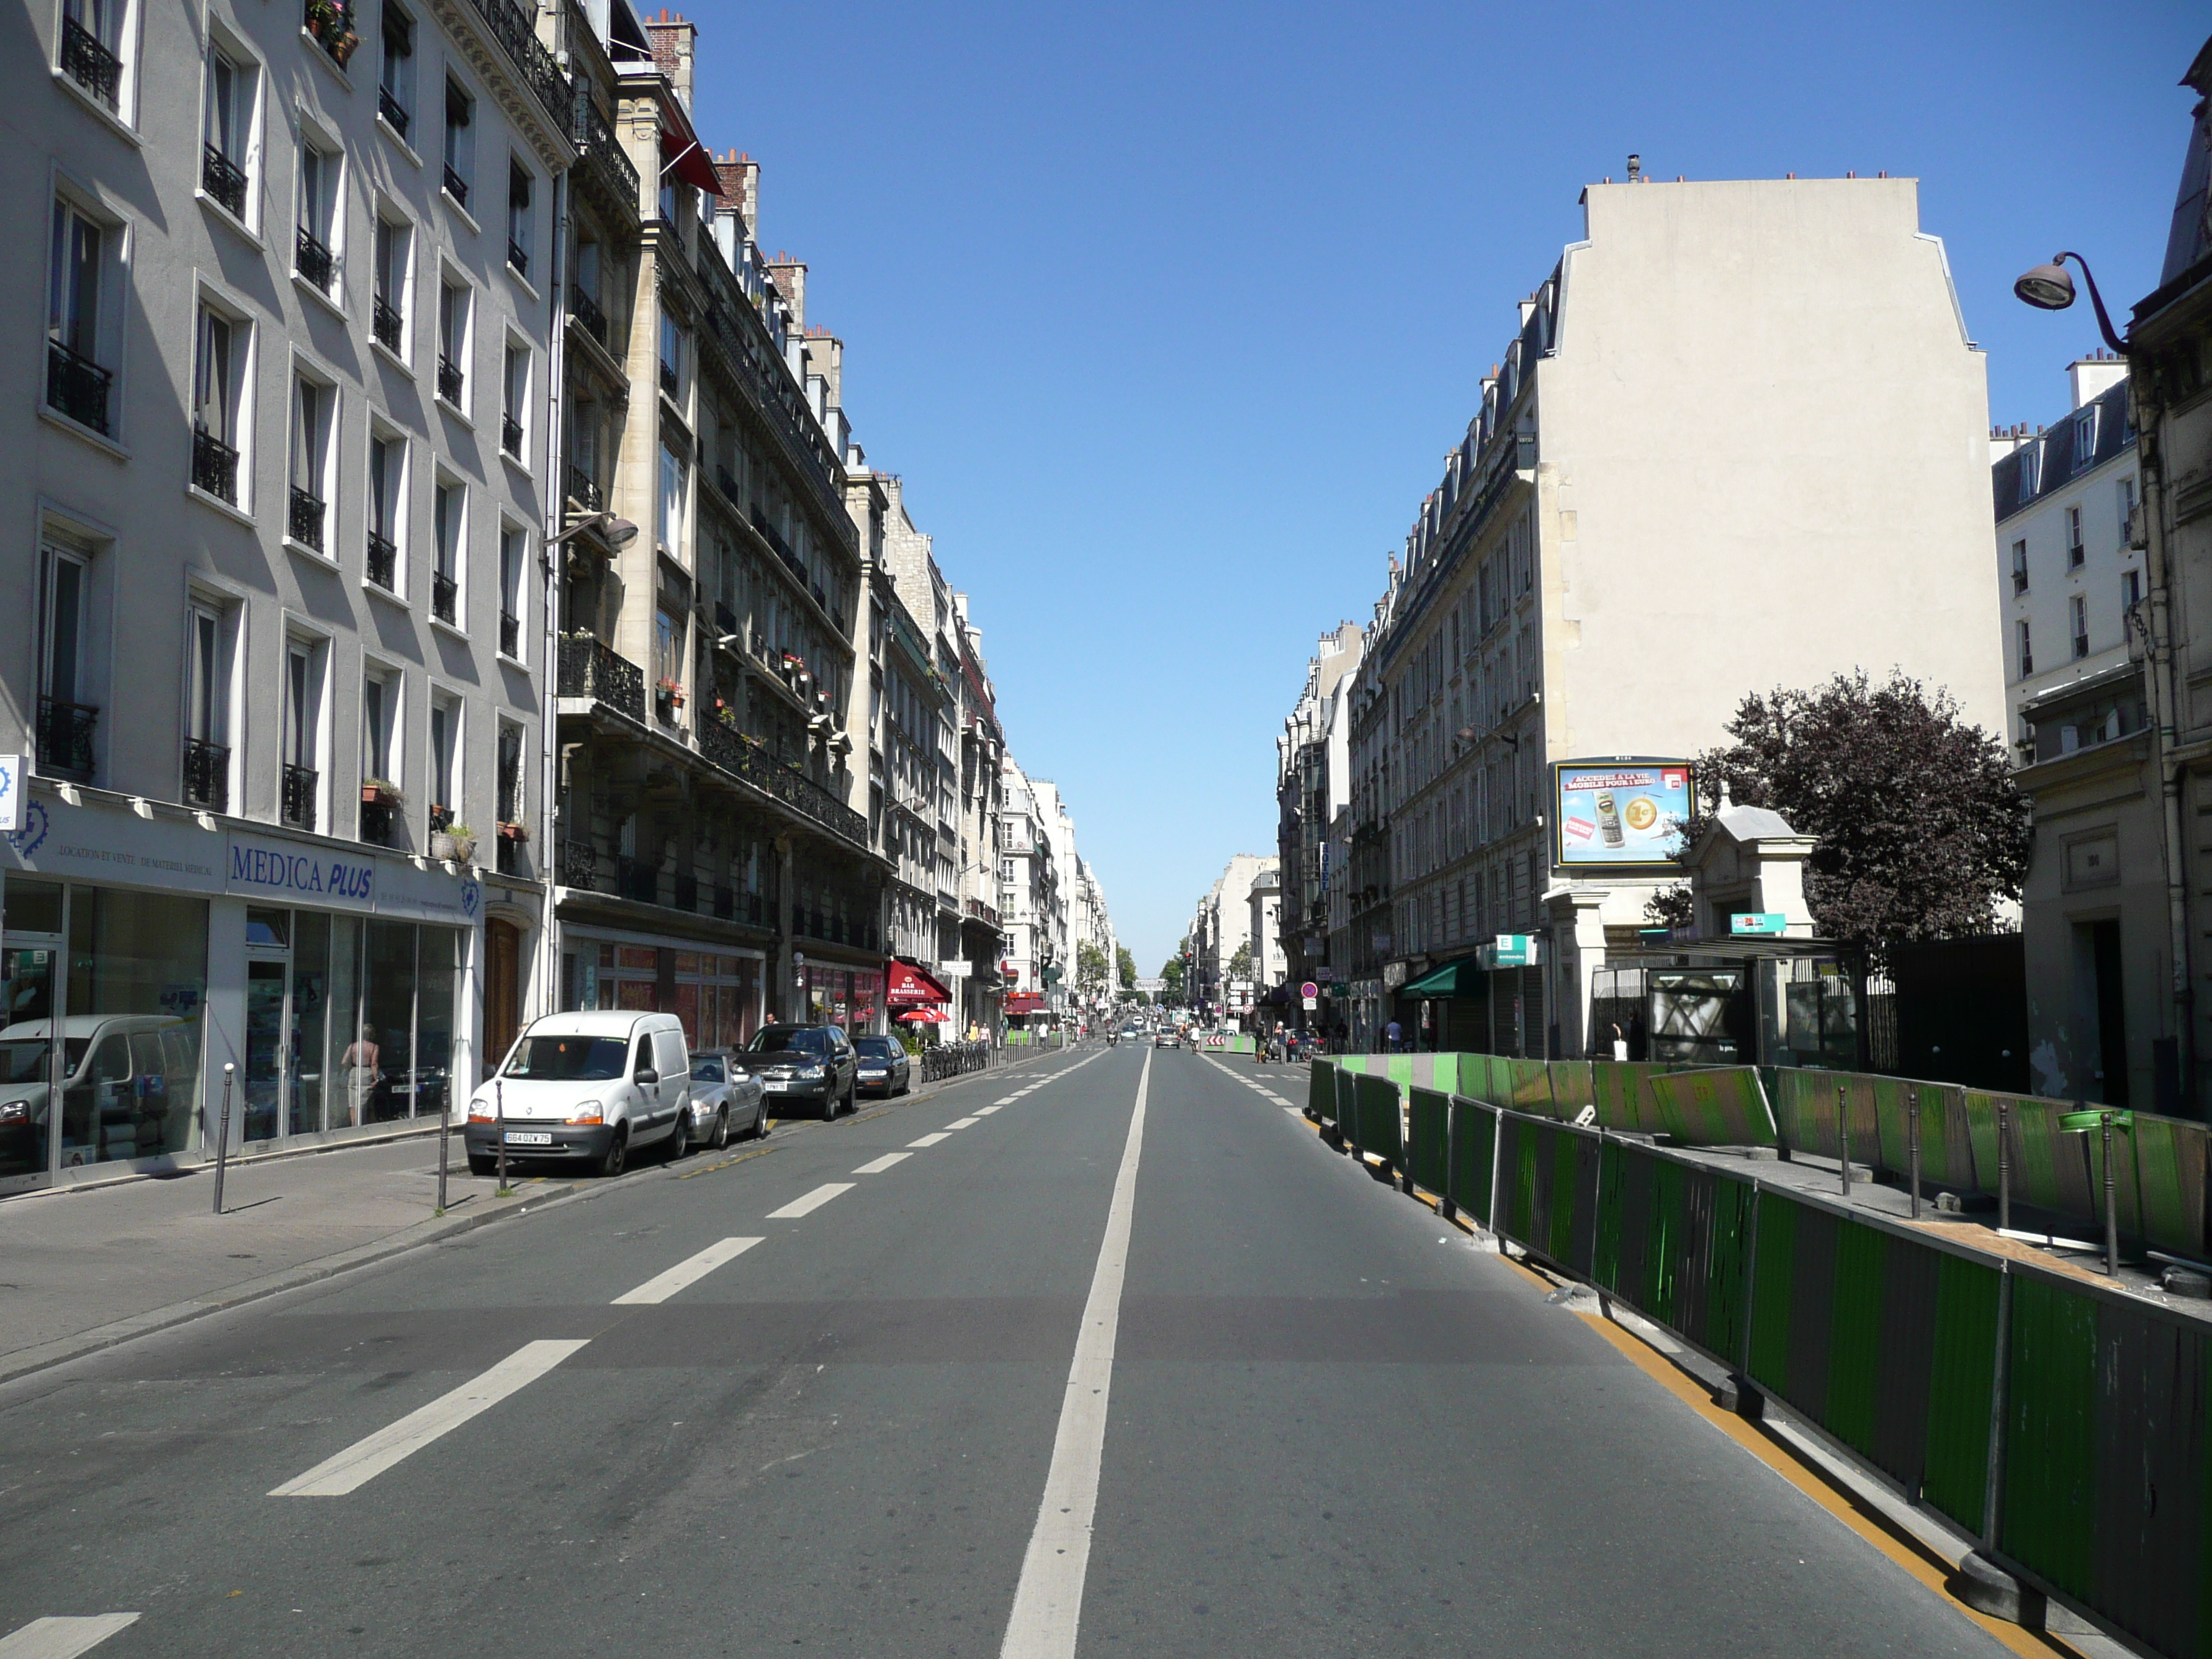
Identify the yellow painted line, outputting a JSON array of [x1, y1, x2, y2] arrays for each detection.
[[1568, 1308, 2083, 1659], [677, 1144, 780, 1181]]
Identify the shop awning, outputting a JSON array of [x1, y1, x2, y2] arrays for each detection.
[[1402, 955, 1485, 998], [886, 958, 950, 1006], [1004, 992, 1046, 1015]]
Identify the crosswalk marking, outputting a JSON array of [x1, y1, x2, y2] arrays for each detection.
[[611, 1236, 762, 1305], [271, 1340, 590, 1497], [767, 1183, 855, 1219]]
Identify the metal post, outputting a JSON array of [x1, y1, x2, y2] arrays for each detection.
[[1997, 1098, 2011, 1233], [1838, 1083, 1852, 1199], [2101, 1110, 2119, 1277], [1979, 1270, 2013, 1546], [211, 1062, 235, 1216], [495, 1076, 509, 1195], [436, 1085, 451, 1213], [1907, 1086, 1922, 1220]]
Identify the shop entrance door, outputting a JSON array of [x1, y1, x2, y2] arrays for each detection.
[[243, 959, 289, 1142], [485, 920, 521, 1071]]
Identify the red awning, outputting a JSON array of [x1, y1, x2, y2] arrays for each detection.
[[898, 1008, 948, 1024], [658, 112, 724, 196], [886, 958, 950, 1007], [1004, 993, 1046, 1015]]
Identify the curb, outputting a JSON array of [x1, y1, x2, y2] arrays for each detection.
[[0, 1046, 1085, 1389]]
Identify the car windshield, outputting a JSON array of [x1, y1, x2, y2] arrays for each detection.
[[690, 1056, 725, 1082], [750, 1026, 828, 1056], [505, 1035, 630, 1082], [855, 1038, 896, 1058]]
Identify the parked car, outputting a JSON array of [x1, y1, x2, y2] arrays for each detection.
[[0, 1014, 198, 1177], [744, 1024, 858, 1120], [463, 1010, 691, 1178], [853, 1035, 911, 1097], [688, 1049, 768, 1144]]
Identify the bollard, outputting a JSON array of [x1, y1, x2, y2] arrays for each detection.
[[2101, 1110, 2119, 1278], [1908, 1087, 1923, 1220], [210, 1062, 236, 1215], [1838, 1084, 1852, 1199], [495, 1077, 510, 1195], [436, 1083, 451, 1214], [1997, 1097, 2011, 1233]]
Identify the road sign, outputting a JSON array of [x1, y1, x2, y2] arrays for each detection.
[[1490, 935, 1534, 968], [1730, 913, 1789, 936], [1302, 997, 1318, 1011], [1299, 981, 1318, 999], [1135, 976, 1165, 992]]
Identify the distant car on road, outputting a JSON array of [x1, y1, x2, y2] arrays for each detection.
[[745, 1024, 858, 1120], [853, 1035, 911, 1097], [1154, 1030, 1179, 1049], [687, 1049, 768, 1144]]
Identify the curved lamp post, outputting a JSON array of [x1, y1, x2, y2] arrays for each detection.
[[2013, 252, 2129, 356]]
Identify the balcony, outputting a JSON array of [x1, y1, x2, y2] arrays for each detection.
[[366, 530, 398, 591], [557, 635, 644, 721], [570, 285, 608, 346], [659, 361, 679, 403], [565, 464, 603, 513], [45, 340, 112, 435], [554, 838, 597, 890], [443, 164, 468, 207], [432, 570, 457, 624], [372, 295, 404, 353], [378, 86, 410, 137], [457, 0, 569, 132], [500, 610, 521, 657], [192, 427, 239, 504], [181, 737, 230, 813], [712, 883, 734, 922], [569, 87, 639, 215], [202, 143, 248, 218], [616, 855, 659, 904], [436, 355, 464, 405], [501, 413, 524, 459], [36, 696, 97, 777], [963, 896, 1001, 931], [359, 799, 398, 848], [62, 17, 120, 109], [282, 763, 317, 831], [698, 717, 869, 849], [289, 486, 325, 552], [302, 0, 355, 63], [495, 835, 524, 877], [295, 227, 336, 295], [508, 238, 529, 279], [673, 872, 698, 912]]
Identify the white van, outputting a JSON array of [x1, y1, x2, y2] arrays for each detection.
[[463, 1010, 691, 1178]]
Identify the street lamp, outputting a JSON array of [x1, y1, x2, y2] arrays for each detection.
[[2013, 252, 2129, 356]]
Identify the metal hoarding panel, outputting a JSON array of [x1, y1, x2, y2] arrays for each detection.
[[2131, 1116, 2208, 1259], [1336, 1068, 1362, 1154], [1823, 1217, 1887, 1465], [1999, 1274, 2101, 1610], [1408, 1087, 1449, 1195], [1508, 1059, 1555, 1116], [1355, 1073, 1403, 1164], [1866, 1226, 1942, 1496], [1644, 1066, 1778, 1147], [1496, 1114, 1599, 1277], [1920, 1252, 2002, 1534], [1308, 1060, 1336, 1123], [1448, 1097, 1496, 1226], [1749, 1188, 1797, 1395], [1548, 1059, 1596, 1118], [2085, 1296, 2206, 1659]]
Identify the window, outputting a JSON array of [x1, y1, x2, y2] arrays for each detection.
[[297, 138, 339, 295], [497, 719, 523, 825], [290, 374, 334, 552], [654, 604, 682, 716], [182, 600, 230, 810], [372, 214, 408, 354], [2123, 567, 2143, 614], [436, 278, 468, 406], [2119, 477, 2138, 545], [192, 300, 247, 506], [506, 158, 532, 277], [378, 4, 413, 137], [498, 523, 524, 658], [60, 0, 127, 114], [2017, 619, 2033, 677], [367, 430, 403, 590], [361, 668, 397, 786], [431, 478, 462, 624], [201, 44, 255, 223], [39, 546, 95, 775], [2071, 595, 2089, 661], [283, 637, 323, 829], [2073, 405, 2098, 471], [660, 312, 683, 402], [2066, 505, 2084, 568], [441, 77, 472, 206], [2018, 444, 2041, 505], [657, 442, 688, 550], [500, 342, 526, 459], [427, 695, 459, 826], [45, 197, 116, 436], [2010, 539, 2028, 597]]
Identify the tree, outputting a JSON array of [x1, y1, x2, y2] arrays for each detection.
[[1227, 942, 1253, 979], [1647, 670, 2029, 954], [1077, 942, 1109, 994], [1115, 945, 1138, 990], [1159, 955, 1187, 1002]]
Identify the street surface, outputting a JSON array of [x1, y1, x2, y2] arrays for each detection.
[[0, 1044, 2017, 1657]]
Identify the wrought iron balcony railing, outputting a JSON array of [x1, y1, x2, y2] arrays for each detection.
[[616, 855, 658, 904], [443, 163, 468, 207], [61, 17, 120, 109], [697, 716, 868, 848], [366, 530, 397, 590], [501, 413, 523, 458], [182, 737, 229, 812], [565, 464, 603, 513], [659, 361, 679, 403], [508, 238, 529, 279], [570, 87, 639, 211], [282, 763, 318, 831], [289, 485, 325, 551], [295, 227, 336, 294], [192, 426, 238, 503], [36, 696, 98, 777], [432, 570, 457, 623], [555, 837, 598, 889], [378, 85, 410, 136], [556, 635, 644, 721], [372, 294, 404, 352], [436, 355, 464, 405], [202, 143, 248, 217], [499, 610, 521, 658], [569, 285, 607, 345], [45, 339, 112, 435], [359, 798, 398, 848]]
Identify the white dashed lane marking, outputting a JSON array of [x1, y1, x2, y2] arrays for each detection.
[[944, 1117, 980, 1130], [975, 1105, 1002, 1116], [0, 1616, 142, 1659], [612, 1236, 763, 1305], [909, 1133, 950, 1148], [853, 1152, 911, 1174], [767, 1182, 855, 1219]]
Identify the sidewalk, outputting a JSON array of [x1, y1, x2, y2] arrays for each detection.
[[0, 1048, 1051, 1385]]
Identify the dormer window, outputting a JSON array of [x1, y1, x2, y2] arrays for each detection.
[[2073, 405, 2098, 472]]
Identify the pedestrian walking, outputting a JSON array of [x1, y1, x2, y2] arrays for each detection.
[[1385, 1018, 1401, 1053]]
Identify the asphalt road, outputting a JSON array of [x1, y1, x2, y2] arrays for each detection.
[[0, 1043, 2016, 1658]]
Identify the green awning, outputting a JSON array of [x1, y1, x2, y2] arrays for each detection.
[[1402, 955, 1485, 997]]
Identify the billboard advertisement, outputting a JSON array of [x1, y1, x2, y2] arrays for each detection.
[[1552, 759, 1692, 868]]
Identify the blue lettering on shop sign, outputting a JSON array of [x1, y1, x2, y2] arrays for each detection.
[[229, 842, 374, 904]]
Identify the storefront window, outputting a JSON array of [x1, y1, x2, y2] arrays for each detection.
[[416, 927, 457, 1123], [60, 885, 208, 1169], [329, 914, 364, 1129], [364, 920, 417, 1122]]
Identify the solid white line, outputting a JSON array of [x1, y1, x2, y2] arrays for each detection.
[[611, 1236, 763, 1305], [768, 1182, 854, 1219], [853, 1152, 910, 1174], [999, 1047, 1150, 1659], [0, 1617, 141, 1659], [909, 1133, 950, 1147], [944, 1117, 979, 1130], [270, 1339, 589, 1497]]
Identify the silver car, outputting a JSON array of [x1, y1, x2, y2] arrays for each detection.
[[686, 1050, 768, 1146]]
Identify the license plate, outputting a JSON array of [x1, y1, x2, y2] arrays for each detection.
[[763, 1080, 791, 1091], [504, 1130, 553, 1146]]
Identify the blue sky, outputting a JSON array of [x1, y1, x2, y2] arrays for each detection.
[[684, 0, 2206, 974]]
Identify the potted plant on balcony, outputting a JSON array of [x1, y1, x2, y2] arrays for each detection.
[[498, 819, 531, 844], [655, 677, 685, 715], [304, 0, 359, 63], [361, 778, 403, 807], [431, 822, 476, 863]]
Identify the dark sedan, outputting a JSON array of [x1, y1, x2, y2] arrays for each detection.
[[853, 1035, 911, 1097], [742, 1024, 858, 1120]]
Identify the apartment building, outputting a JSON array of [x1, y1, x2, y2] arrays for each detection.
[[547, 11, 892, 1041], [999, 755, 1055, 1023], [952, 596, 1007, 1034], [1187, 853, 1274, 1020], [1339, 172, 2004, 1056], [1276, 621, 1362, 1033], [5, 0, 572, 1187]]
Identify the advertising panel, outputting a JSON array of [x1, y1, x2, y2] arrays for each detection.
[[1552, 759, 1692, 868]]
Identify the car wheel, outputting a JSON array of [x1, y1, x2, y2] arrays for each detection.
[[752, 1102, 771, 1140], [599, 1128, 629, 1179], [468, 1154, 495, 1177], [708, 1107, 729, 1151], [667, 1109, 691, 1162]]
